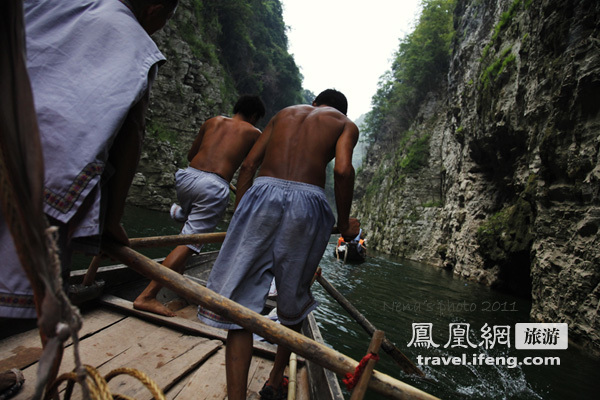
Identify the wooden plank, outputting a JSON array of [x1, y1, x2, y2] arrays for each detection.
[[101, 295, 228, 338], [97, 330, 222, 400], [296, 366, 311, 400], [302, 314, 344, 400], [100, 295, 279, 358], [68, 307, 128, 343], [170, 347, 227, 400], [29, 325, 221, 400], [0, 307, 125, 372], [0, 329, 42, 372], [171, 349, 277, 400], [15, 316, 168, 399], [246, 356, 273, 399]]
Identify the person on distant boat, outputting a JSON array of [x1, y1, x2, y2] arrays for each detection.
[[133, 95, 265, 317], [198, 89, 360, 400], [0, 0, 178, 320], [335, 235, 347, 259], [358, 236, 367, 255], [352, 229, 367, 255]]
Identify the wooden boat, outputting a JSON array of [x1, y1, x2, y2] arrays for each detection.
[[333, 241, 366, 263], [1, 13, 434, 396], [1, 250, 345, 399], [0, 238, 437, 399]]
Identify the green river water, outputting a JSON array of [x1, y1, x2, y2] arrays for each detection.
[[103, 205, 600, 400]]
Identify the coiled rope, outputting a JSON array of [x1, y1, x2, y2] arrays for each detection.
[[45, 365, 165, 400]]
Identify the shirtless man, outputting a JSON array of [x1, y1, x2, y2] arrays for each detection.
[[198, 89, 360, 400], [133, 95, 265, 317]]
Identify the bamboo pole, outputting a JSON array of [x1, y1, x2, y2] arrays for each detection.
[[350, 330, 385, 400], [101, 240, 438, 400], [287, 353, 297, 400], [129, 232, 227, 248], [315, 273, 425, 377]]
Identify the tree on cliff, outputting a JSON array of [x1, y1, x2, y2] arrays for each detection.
[[202, 0, 303, 124], [365, 0, 456, 143]]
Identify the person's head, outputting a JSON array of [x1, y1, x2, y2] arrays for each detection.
[[130, 0, 178, 35], [313, 89, 348, 115], [233, 95, 266, 125]]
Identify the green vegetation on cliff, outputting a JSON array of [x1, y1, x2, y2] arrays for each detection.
[[361, 0, 455, 199], [200, 0, 303, 123], [365, 0, 456, 142], [479, 0, 531, 92], [160, 0, 303, 125], [476, 197, 534, 264]]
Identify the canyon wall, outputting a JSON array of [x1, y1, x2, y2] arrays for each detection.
[[353, 0, 600, 354]]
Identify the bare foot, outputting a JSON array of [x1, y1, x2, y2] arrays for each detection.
[[133, 297, 176, 317]]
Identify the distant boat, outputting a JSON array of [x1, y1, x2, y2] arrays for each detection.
[[333, 241, 367, 263]]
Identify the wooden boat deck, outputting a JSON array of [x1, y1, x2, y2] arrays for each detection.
[[1, 295, 332, 399]]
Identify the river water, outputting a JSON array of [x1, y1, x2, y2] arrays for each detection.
[[315, 247, 600, 400], [113, 206, 600, 400]]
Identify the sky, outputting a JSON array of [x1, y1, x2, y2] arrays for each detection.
[[280, 0, 422, 121]]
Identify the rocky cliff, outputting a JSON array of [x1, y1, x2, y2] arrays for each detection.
[[353, 0, 600, 354], [128, 0, 231, 210]]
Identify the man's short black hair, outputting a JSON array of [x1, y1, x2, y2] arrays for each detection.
[[234, 95, 266, 120], [313, 89, 348, 115], [149, 0, 178, 8], [131, 0, 179, 13]]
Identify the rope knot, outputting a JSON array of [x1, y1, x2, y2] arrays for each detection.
[[342, 353, 380, 390]]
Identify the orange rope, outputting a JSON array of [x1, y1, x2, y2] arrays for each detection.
[[342, 353, 380, 390]]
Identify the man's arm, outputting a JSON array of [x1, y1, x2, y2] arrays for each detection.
[[334, 120, 360, 240], [103, 89, 149, 245], [234, 119, 273, 208]]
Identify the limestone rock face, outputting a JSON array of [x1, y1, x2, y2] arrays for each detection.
[[128, 0, 230, 211], [354, 0, 600, 353], [127, 136, 178, 210]]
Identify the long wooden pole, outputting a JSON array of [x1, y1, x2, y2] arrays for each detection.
[[129, 232, 227, 248], [82, 255, 102, 286], [124, 226, 342, 250], [81, 232, 227, 286], [315, 273, 425, 377], [101, 240, 438, 400]]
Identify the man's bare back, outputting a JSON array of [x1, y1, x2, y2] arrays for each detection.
[[188, 115, 261, 182], [250, 105, 358, 187]]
